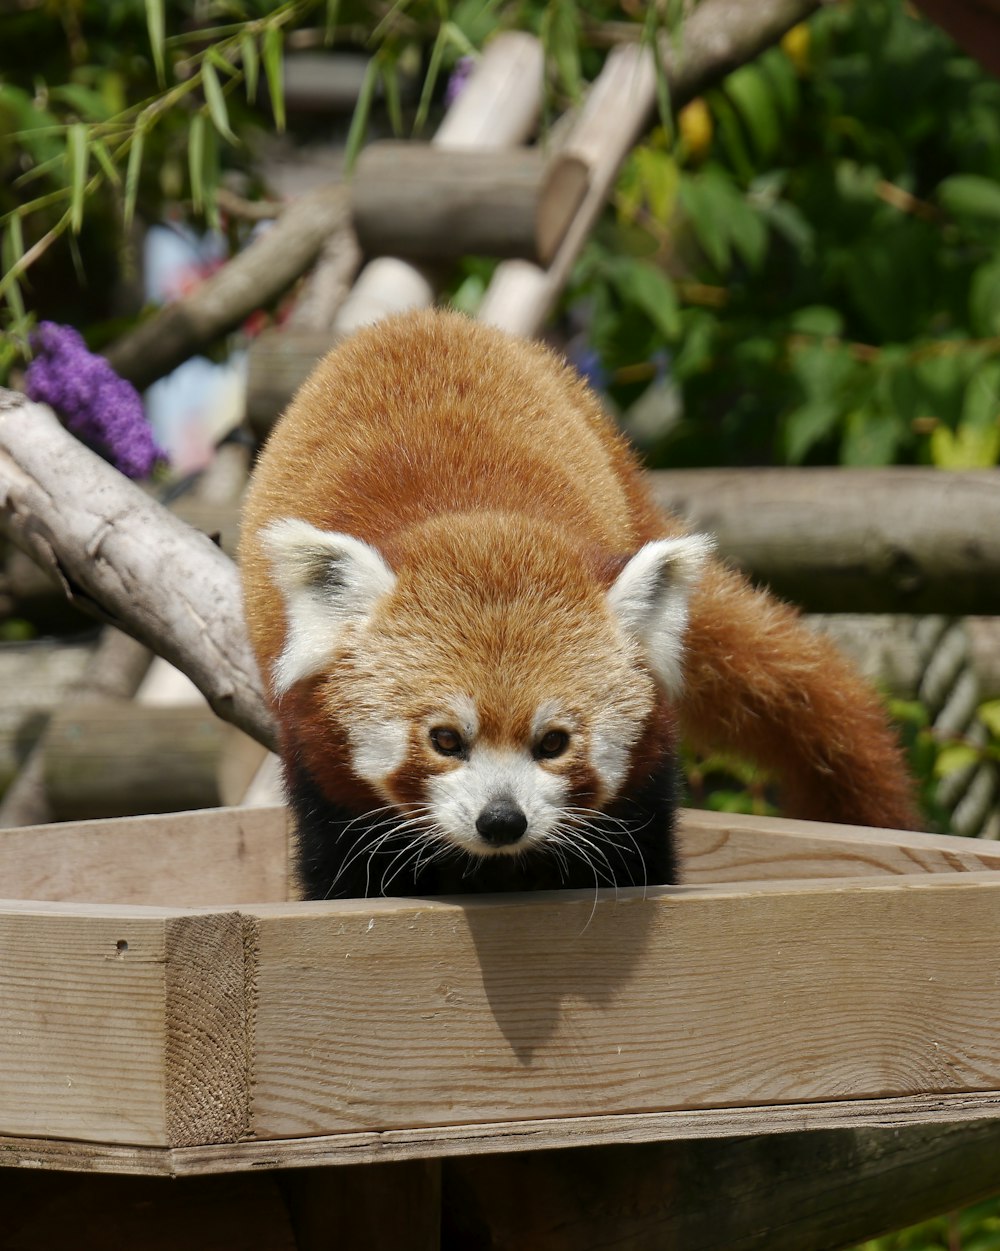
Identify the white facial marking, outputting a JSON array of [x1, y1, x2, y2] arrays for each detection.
[[531, 700, 572, 742], [607, 534, 714, 695], [442, 694, 479, 742], [347, 718, 409, 786], [588, 726, 632, 802], [427, 746, 568, 857], [262, 518, 396, 696]]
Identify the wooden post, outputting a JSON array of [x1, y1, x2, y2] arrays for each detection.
[[351, 143, 588, 264]]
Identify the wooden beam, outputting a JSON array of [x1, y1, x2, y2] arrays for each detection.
[[0, 806, 291, 906], [243, 876, 1000, 1141], [351, 143, 588, 265], [442, 1120, 1000, 1251]]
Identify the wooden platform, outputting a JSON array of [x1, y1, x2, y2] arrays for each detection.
[[3, 805, 1000, 1176]]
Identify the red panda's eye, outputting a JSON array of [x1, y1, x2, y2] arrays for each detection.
[[535, 730, 570, 759], [430, 727, 465, 757]]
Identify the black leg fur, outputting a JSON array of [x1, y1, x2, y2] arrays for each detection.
[[286, 754, 678, 901]]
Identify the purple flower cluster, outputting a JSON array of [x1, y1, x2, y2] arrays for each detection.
[[24, 322, 166, 479]]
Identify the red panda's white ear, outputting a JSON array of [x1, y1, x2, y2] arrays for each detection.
[[261, 518, 397, 696], [606, 535, 714, 695]]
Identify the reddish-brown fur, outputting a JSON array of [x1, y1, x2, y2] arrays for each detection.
[[240, 309, 921, 833]]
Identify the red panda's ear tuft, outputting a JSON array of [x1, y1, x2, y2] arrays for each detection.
[[261, 518, 397, 697], [606, 534, 714, 695]]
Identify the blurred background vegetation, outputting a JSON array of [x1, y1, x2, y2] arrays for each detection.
[[2, 3, 1000, 1242]]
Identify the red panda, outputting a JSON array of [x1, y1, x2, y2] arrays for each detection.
[[239, 309, 921, 900]]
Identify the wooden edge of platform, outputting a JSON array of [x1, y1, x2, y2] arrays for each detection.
[[6, 1091, 1000, 1178]]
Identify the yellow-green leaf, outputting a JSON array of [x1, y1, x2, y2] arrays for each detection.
[[263, 26, 285, 133], [145, 0, 166, 87], [344, 57, 379, 172], [68, 122, 88, 234], [189, 113, 205, 213], [241, 34, 259, 104], [979, 700, 1000, 738], [934, 743, 981, 779], [124, 125, 145, 232], [202, 61, 236, 144], [930, 423, 1000, 469]]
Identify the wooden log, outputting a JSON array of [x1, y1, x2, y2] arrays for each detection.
[[0, 629, 152, 829], [652, 466, 1000, 615], [329, 32, 544, 339], [0, 389, 275, 752], [479, 0, 821, 337], [42, 703, 266, 822], [0, 640, 93, 797], [104, 185, 351, 393], [351, 143, 588, 265]]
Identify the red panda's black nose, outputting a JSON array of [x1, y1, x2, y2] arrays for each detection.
[[476, 801, 528, 847]]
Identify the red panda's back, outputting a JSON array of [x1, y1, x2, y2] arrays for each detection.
[[240, 310, 666, 678]]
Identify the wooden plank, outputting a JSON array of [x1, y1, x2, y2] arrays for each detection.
[[678, 808, 1000, 882], [441, 1120, 1000, 1251], [0, 903, 174, 1146], [5, 1091, 1000, 1177], [245, 874, 1000, 1141], [0, 901, 251, 1149], [0, 806, 290, 905]]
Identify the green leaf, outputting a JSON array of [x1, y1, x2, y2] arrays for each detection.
[[979, 700, 1000, 738], [938, 173, 1000, 223], [970, 255, 1000, 337], [144, 0, 166, 87], [543, 0, 582, 102], [632, 146, 678, 227], [124, 124, 145, 232], [241, 35, 259, 105], [961, 360, 1000, 430], [414, 25, 447, 135], [725, 63, 782, 162], [840, 406, 905, 467], [930, 423, 1000, 469], [188, 113, 205, 213], [608, 258, 680, 340], [67, 122, 88, 234], [202, 61, 236, 144], [1, 217, 26, 321], [784, 400, 841, 464], [381, 58, 403, 136], [324, 0, 341, 44], [789, 341, 858, 401], [789, 306, 844, 337], [263, 25, 285, 133], [344, 57, 379, 173], [91, 138, 120, 188], [934, 743, 981, 779]]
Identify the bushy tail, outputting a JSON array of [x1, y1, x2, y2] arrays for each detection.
[[679, 563, 922, 831]]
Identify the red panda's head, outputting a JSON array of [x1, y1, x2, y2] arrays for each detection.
[[262, 511, 711, 866]]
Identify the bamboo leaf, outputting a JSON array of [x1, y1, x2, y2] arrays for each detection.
[[124, 124, 145, 232], [414, 25, 448, 135], [68, 122, 88, 234], [381, 58, 403, 135], [202, 61, 237, 144], [1, 218, 26, 320], [189, 113, 205, 213], [241, 34, 259, 104], [145, 0, 166, 87], [344, 56, 379, 171], [324, 0, 340, 45], [263, 25, 285, 133], [92, 138, 121, 187]]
